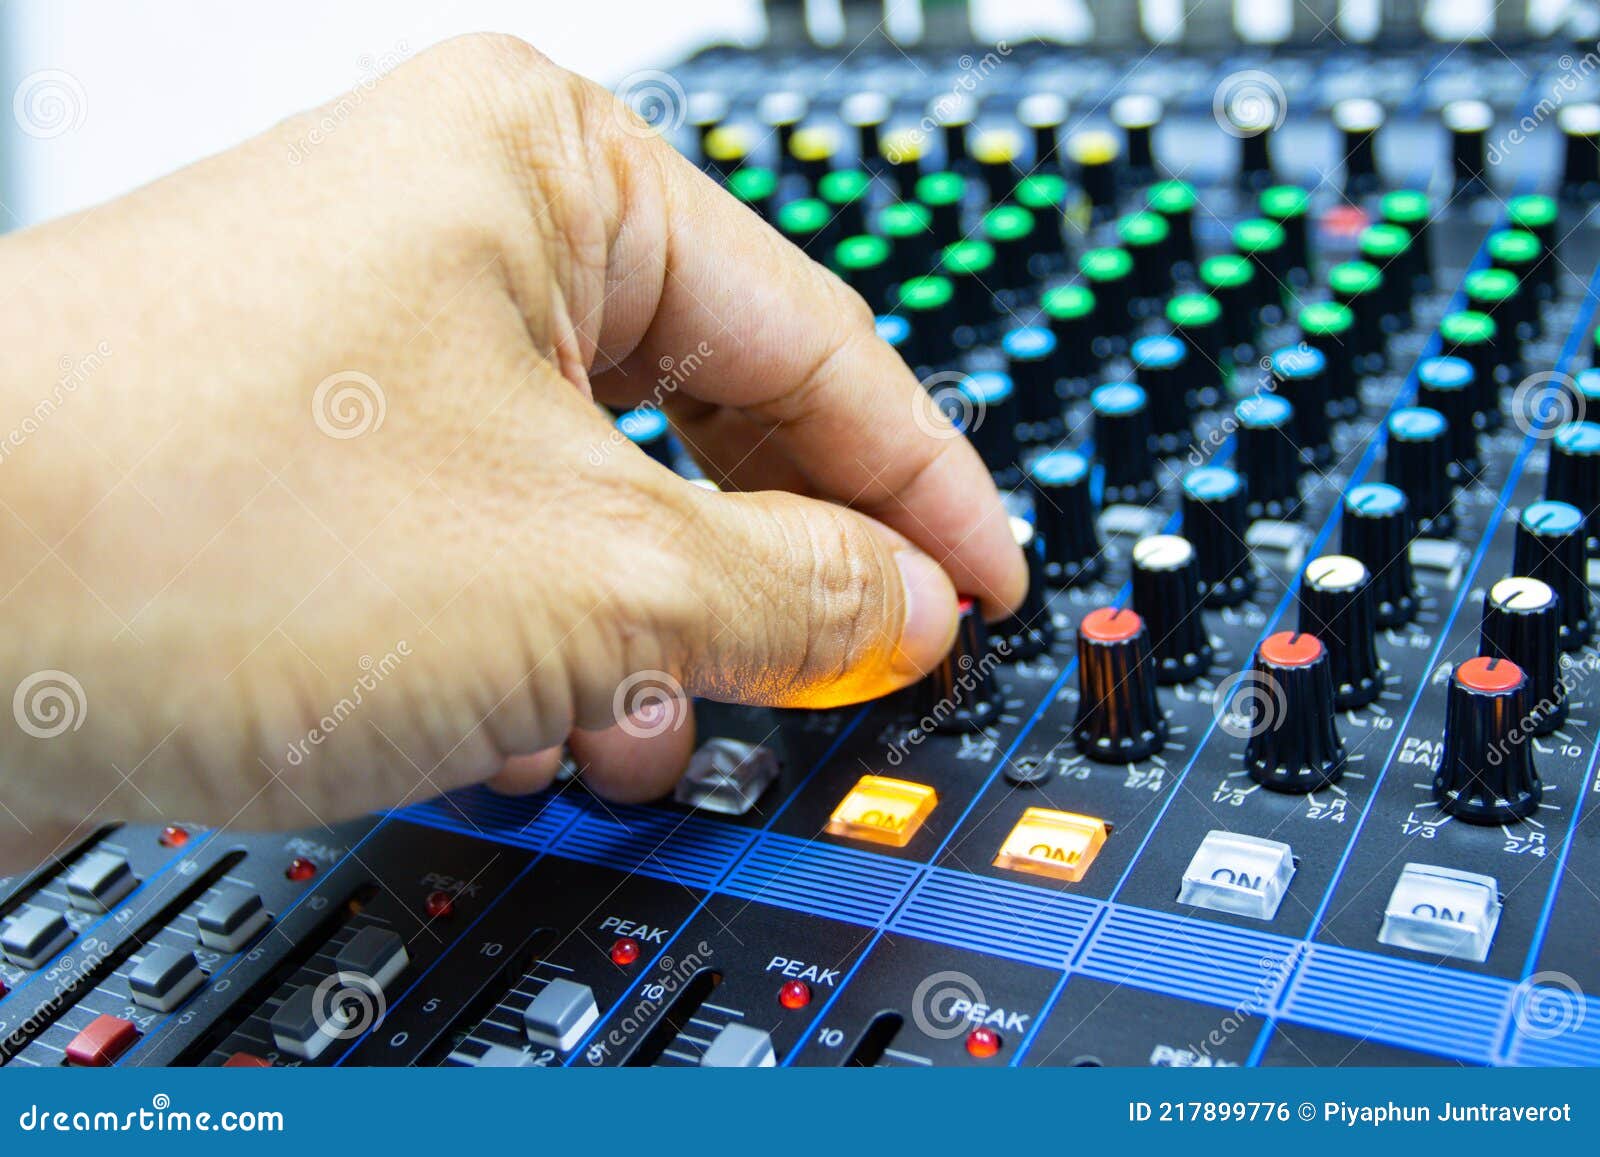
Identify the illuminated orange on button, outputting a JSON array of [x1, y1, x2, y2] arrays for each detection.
[[993, 807, 1108, 882], [826, 775, 938, 847]]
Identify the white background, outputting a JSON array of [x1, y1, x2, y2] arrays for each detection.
[[0, 0, 1554, 228]]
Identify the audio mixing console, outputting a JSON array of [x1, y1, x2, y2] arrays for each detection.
[[7, 1, 1600, 1070]]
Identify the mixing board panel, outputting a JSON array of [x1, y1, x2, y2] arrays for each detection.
[[7, 2, 1600, 1069]]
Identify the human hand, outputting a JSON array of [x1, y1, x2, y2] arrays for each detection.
[[0, 34, 1025, 867]]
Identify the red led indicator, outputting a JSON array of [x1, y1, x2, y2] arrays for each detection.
[[779, 980, 812, 1010], [1321, 204, 1370, 238], [1456, 656, 1525, 694], [424, 890, 455, 919], [158, 825, 190, 848], [610, 937, 641, 967], [958, 596, 976, 614], [1080, 606, 1143, 643], [965, 1026, 1003, 1059], [1259, 631, 1324, 668], [285, 856, 317, 882]]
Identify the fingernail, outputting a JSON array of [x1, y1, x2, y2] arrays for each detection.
[[894, 549, 959, 678]]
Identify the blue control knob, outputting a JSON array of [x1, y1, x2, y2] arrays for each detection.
[[1028, 449, 1102, 587], [1267, 345, 1332, 464], [1002, 326, 1062, 437], [1385, 406, 1455, 536], [1131, 334, 1191, 453], [1416, 355, 1480, 480], [616, 406, 675, 468], [1091, 382, 1156, 505], [1341, 482, 1418, 628], [1547, 420, 1600, 554], [957, 371, 1021, 484], [1235, 393, 1301, 520], [1513, 499, 1593, 650], [1182, 467, 1254, 607]]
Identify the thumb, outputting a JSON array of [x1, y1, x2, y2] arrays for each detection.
[[673, 487, 961, 709]]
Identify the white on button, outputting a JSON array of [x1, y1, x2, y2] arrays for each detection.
[[1178, 831, 1296, 920], [1377, 863, 1502, 963]]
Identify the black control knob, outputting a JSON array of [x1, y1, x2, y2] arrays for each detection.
[[1131, 534, 1212, 684], [1259, 184, 1312, 284], [1181, 467, 1255, 607], [1079, 248, 1135, 342], [1236, 393, 1302, 520], [1130, 334, 1191, 453], [1435, 657, 1543, 824], [1003, 326, 1062, 439], [1559, 103, 1600, 202], [687, 92, 729, 165], [1328, 259, 1386, 363], [996, 517, 1053, 661], [971, 129, 1022, 204], [1040, 284, 1100, 383], [953, 371, 1021, 484], [1242, 631, 1346, 794], [840, 91, 890, 172], [1067, 130, 1120, 219], [1073, 607, 1168, 763], [1334, 97, 1384, 198], [1028, 449, 1102, 586], [1444, 99, 1493, 199], [1091, 383, 1155, 506], [1547, 420, 1600, 552], [1341, 482, 1418, 628], [1481, 576, 1566, 735], [1165, 294, 1226, 401], [1111, 93, 1162, 186], [1220, 93, 1276, 189], [1117, 211, 1173, 301], [615, 406, 674, 468], [1299, 555, 1383, 710], [1416, 355, 1481, 479], [929, 92, 975, 170], [1386, 406, 1455, 537], [918, 597, 998, 733], [1147, 180, 1197, 270], [1267, 344, 1333, 464], [1513, 499, 1593, 650], [757, 91, 808, 174], [1297, 303, 1359, 421], [1017, 92, 1067, 171]]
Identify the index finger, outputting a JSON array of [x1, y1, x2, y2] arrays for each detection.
[[584, 105, 1027, 616]]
